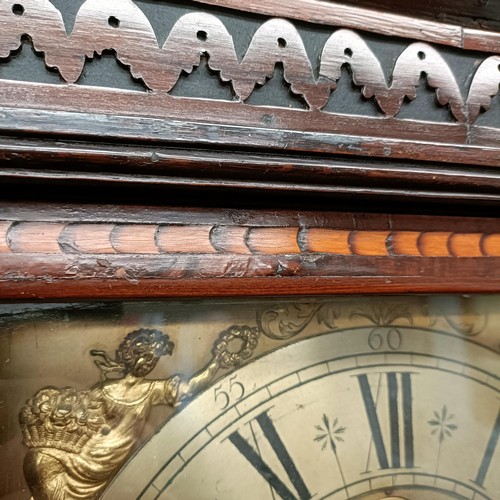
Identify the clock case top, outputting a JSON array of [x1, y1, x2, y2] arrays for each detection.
[[0, 0, 499, 299]]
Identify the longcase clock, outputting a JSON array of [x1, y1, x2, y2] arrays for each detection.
[[0, 0, 499, 499]]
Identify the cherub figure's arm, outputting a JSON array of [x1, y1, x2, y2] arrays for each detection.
[[175, 359, 220, 404], [157, 325, 260, 407]]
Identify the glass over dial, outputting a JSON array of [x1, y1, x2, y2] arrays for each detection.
[[106, 325, 500, 500], [1, 295, 499, 500]]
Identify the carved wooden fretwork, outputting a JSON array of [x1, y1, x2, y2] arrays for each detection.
[[0, 0, 498, 165], [193, 0, 500, 52], [1, 0, 499, 123]]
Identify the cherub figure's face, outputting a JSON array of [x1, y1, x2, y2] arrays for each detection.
[[116, 329, 174, 377]]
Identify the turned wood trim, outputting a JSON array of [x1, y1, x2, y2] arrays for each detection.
[[1, 204, 499, 299], [2, 222, 500, 258]]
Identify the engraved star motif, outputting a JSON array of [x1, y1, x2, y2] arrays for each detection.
[[428, 405, 458, 442]]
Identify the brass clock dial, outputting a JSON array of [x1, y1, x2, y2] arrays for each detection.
[[104, 325, 500, 500], [2, 295, 499, 500]]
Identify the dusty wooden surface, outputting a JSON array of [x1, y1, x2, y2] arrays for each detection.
[[0, 1, 499, 300], [1, 204, 499, 299], [193, 0, 500, 51], [0, 0, 498, 169]]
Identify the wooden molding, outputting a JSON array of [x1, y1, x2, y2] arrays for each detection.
[[1, 204, 500, 299], [0, 3, 498, 122], [193, 0, 500, 53], [1, 106, 499, 168], [0, 0, 498, 168], [3, 221, 500, 258]]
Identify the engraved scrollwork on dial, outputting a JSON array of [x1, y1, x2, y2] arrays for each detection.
[[426, 296, 488, 337], [441, 310, 488, 336], [257, 302, 340, 339], [258, 298, 490, 344], [350, 301, 412, 351]]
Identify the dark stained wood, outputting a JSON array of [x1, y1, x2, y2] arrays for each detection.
[[1, 106, 499, 168], [3, 137, 500, 190], [1, 204, 500, 299], [463, 29, 500, 52], [2, 274, 500, 300], [4, 166, 500, 211], [329, 0, 500, 32], [322, 0, 500, 32], [0, 1, 498, 173], [0, 0, 498, 304], [0, 84, 471, 142], [2, 138, 500, 215], [3, 203, 500, 232], [192, 0, 500, 53]]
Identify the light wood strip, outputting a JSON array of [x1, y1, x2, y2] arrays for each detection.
[[482, 234, 500, 257], [349, 231, 390, 256], [8, 223, 65, 253], [388, 231, 421, 256], [111, 225, 159, 254], [463, 29, 500, 53], [2, 221, 500, 258], [60, 224, 116, 254], [449, 233, 483, 257], [156, 226, 216, 253], [210, 227, 250, 254], [0, 221, 12, 253], [417, 232, 453, 257], [247, 228, 300, 254], [304, 229, 351, 254]]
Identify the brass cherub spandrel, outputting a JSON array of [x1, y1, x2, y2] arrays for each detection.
[[19, 326, 260, 499]]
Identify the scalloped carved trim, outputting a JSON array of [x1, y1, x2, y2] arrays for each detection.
[[468, 56, 500, 123], [0, 0, 498, 124], [193, 0, 500, 54], [2, 221, 500, 258]]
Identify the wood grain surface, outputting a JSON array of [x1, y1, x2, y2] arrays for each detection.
[[1, 106, 499, 168], [193, 0, 500, 52], [0, 9, 497, 121], [4, 221, 500, 257], [0, 0, 498, 167], [1, 204, 499, 299]]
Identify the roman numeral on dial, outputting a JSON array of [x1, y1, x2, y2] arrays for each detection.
[[357, 372, 414, 470], [473, 407, 500, 488], [228, 411, 311, 500]]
